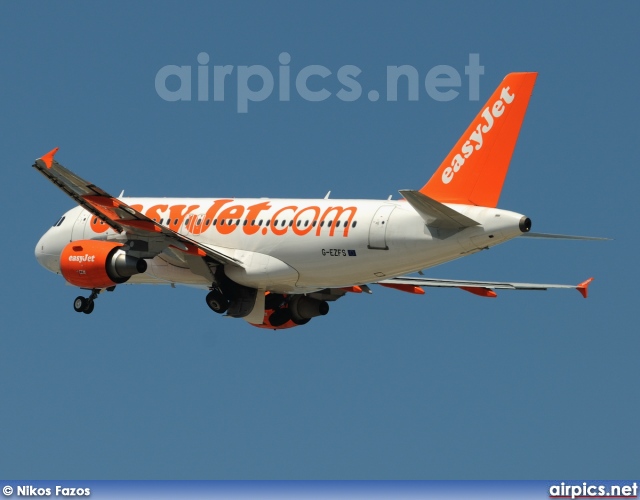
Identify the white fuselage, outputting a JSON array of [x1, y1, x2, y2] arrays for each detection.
[[35, 197, 526, 293]]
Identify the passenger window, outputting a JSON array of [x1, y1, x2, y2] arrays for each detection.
[[243, 220, 248, 226], [174, 219, 178, 225], [259, 220, 263, 226], [281, 220, 286, 227], [328, 220, 332, 227], [235, 220, 240, 226], [304, 220, 309, 227], [266, 220, 270, 226], [213, 219, 217, 226], [205, 219, 210, 226], [288, 220, 293, 227], [185, 219, 190, 226], [352, 221, 357, 228], [335, 221, 341, 228], [220, 220, 225, 226], [159, 218, 164, 225], [313, 221, 317, 227]]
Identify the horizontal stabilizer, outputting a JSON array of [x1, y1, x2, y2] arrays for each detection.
[[521, 232, 610, 241], [399, 189, 479, 229]]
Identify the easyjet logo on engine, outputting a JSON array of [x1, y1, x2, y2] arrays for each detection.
[[441, 86, 515, 184], [68, 254, 96, 263], [90, 200, 358, 238]]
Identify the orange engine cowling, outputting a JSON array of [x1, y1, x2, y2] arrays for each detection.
[[60, 240, 147, 289], [250, 308, 300, 330]]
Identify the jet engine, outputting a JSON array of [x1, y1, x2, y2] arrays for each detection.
[[60, 240, 147, 289], [289, 295, 329, 324], [250, 293, 329, 329]]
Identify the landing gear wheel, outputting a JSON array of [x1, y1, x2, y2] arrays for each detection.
[[206, 290, 229, 314], [74, 296, 88, 313], [269, 307, 292, 327], [73, 290, 100, 314], [265, 293, 285, 310]]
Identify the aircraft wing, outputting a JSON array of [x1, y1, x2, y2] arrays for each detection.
[[376, 276, 594, 298], [33, 148, 242, 266]]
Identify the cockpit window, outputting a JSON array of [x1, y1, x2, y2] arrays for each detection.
[[52, 216, 65, 227]]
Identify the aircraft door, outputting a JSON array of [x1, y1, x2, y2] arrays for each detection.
[[71, 210, 89, 241], [368, 205, 396, 250]]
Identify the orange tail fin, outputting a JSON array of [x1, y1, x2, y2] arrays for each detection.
[[420, 72, 537, 207]]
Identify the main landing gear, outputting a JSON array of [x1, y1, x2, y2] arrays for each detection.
[[205, 289, 229, 314], [73, 286, 115, 315]]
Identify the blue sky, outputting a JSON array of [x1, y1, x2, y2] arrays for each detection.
[[1, 1, 638, 479]]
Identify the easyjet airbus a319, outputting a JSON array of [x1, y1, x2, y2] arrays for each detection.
[[33, 72, 603, 329]]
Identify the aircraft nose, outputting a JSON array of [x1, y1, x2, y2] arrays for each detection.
[[35, 230, 61, 273]]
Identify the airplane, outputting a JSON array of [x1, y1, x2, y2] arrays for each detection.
[[33, 72, 604, 329]]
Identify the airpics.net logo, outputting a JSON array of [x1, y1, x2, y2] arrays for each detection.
[[155, 52, 484, 113]]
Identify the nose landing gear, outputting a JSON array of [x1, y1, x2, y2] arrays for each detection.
[[73, 289, 98, 314], [73, 286, 114, 314]]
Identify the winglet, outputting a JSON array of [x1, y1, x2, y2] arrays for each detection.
[[577, 277, 593, 299], [40, 147, 59, 169]]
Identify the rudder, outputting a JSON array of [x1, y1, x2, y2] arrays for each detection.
[[420, 72, 537, 207]]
